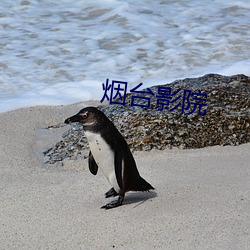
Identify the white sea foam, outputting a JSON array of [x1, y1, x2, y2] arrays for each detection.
[[0, 0, 249, 112]]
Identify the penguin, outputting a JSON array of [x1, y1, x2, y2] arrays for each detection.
[[65, 107, 154, 209]]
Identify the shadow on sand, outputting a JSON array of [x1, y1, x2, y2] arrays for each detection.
[[123, 190, 157, 208]]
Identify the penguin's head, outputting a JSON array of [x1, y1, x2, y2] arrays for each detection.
[[65, 107, 108, 129]]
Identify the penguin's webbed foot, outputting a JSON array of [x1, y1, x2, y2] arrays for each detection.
[[101, 196, 124, 209], [105, 187, 118, 198]]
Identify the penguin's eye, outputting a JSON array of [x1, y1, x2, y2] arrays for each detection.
[[79, 112, 88, 119]]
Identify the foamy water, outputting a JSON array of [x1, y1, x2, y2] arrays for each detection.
[[0, 0, 249, 112]]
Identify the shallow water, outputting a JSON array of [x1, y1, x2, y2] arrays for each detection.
[[0, 0, 249, 112]]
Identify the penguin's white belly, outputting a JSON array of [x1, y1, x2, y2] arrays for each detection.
[[85, 131, 120, 193]]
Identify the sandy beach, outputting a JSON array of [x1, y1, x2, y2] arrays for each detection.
[[0, 102, 249, 249]]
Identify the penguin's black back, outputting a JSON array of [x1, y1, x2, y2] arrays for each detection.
[[98, 113, 154, 192]]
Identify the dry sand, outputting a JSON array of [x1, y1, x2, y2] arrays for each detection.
[[0, 102, 249, 249]]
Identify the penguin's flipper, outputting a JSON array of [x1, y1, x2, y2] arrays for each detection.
[[105, 187, 118, 198], [114, 146, 124, 190], [88, 151, 98, 175]]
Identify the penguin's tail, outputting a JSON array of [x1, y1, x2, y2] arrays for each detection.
[[132, 176, 154, 192]]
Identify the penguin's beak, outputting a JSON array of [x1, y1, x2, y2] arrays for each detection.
[[64, 114, 81, 124]]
